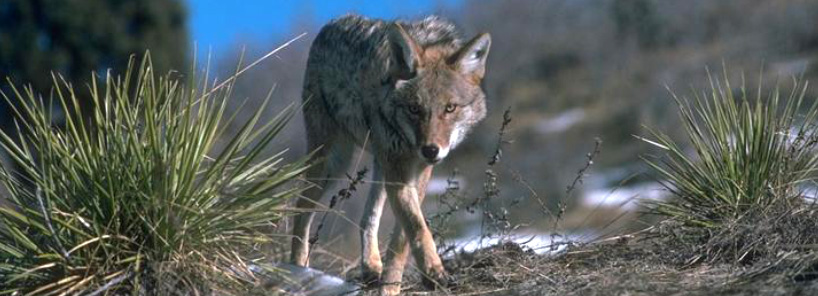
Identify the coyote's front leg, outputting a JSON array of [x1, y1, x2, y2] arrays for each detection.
[[380, 166, 437, 295], [382, 164, 446, 294], [359, 163, 387, 284]]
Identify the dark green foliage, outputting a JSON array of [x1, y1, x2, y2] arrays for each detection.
[[0, 0, 188, 127]]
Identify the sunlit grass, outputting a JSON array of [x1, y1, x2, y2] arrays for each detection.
[[0, 53, 311, 294], [641, 71, 818, 228]]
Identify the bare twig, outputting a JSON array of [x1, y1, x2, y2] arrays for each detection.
[[551, 138, 602, 250], [489, 108, 513, 166], [309, 168, 368, 247], [203, 32, 307, 98], [480, 107, 513, 241], [429, 169, 464, 252]]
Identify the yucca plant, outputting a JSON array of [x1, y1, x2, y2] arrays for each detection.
[[641, 72, 818, 228], [0, 52, 311, 294]]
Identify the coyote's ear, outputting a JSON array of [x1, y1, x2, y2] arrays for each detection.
[[450, 33, 491, 80], [387, 23, 422, 80]]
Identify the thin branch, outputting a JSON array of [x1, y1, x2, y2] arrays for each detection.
[[551, 138, 602, 250], [203, 32, 308, 99], [309, 168, 368, 247]]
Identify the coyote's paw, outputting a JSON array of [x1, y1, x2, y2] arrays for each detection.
[[421, 270, 455, 291], [359, 270, 381, 287]]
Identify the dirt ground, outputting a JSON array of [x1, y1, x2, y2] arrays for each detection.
[[379, 231, 818, 295]]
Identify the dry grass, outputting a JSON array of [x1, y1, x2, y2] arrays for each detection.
[[369, 198, 818, 295]]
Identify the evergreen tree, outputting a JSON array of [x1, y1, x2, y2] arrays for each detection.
[[0, 0, 189, 127]]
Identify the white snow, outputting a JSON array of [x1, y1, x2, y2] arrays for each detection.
[[445, 231, 591, 256], [583, 182, 667, 210], [536, 108, 586, 134]]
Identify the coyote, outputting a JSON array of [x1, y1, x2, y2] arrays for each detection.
[[291, 14, 491, 294]]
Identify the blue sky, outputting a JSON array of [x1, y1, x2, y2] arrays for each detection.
[[187, 1, 462, 55]]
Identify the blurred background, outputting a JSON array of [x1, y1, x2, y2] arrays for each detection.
[[2, 0, 818, 263]]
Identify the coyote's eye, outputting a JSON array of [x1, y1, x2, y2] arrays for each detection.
[[445, 104, 457, 113], [408, 104, 421, 114]]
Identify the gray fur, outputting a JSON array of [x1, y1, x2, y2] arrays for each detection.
[[291, 14, 491, 294]]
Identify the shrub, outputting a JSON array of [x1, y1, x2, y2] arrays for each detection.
[[641, 72, 818, 228], [0, 54, 310, 294]]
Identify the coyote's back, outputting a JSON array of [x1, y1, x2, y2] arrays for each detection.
[[293, 14, 491, 295]]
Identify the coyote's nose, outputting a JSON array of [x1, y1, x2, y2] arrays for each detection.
[[421, 145, 440, 160]]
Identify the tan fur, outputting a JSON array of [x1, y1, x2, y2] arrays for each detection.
[[291, 14, 491, 294]]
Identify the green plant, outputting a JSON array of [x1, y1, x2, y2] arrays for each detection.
[[641, 72, 818, 227], [0, 53, 311, 294]]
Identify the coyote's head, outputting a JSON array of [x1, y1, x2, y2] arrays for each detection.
[[386, 23, 491, 164]]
